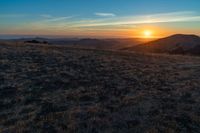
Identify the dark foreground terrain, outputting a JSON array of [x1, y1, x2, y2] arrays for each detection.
[[0, 43, 200, 133]]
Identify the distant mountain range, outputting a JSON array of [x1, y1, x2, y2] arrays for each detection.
[[2, 37, 151, 50], [1, 34, 200, 55], [124, 34, 200, 55], [71, 38, 151, 49]]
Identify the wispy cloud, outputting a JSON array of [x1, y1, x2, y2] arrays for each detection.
[[23, 15, 76, 32], [95, 12, 116, 17], [5, 11, 200, 36], [74, 11, 200, 27], [39, 14, 75, 22], [45, 16, 74, 22], [24, 11, 200, 34]]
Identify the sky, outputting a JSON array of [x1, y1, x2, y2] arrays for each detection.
[[0, 0, 200, 38]]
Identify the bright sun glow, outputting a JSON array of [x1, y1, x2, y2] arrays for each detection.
[[143, 30, 153, 38]]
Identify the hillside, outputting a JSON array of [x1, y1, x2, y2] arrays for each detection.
[[71, 38, 152, 50], [124, 34, 200, 55], [0, 42, 200, 132], [1, 37, 152, 50]]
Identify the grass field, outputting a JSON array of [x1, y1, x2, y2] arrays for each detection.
[[0, 43, 200, 132]]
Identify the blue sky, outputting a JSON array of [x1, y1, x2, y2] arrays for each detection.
[[0, 0, 200, 38]]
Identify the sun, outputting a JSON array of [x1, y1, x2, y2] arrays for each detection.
[[143, 30, 153, 38]]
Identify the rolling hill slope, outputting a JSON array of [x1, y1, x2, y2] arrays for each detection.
[[124, 34, 200, 55]]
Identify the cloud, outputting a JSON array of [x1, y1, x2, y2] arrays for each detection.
[[45, 16, 74, 22], [5, 11, 199, 36], [95, 12, 116, 17], [24, 15, 76, 31], [73, 11, 200, 27], [39, 14, 76, 22], [30, 11, 199, 32]]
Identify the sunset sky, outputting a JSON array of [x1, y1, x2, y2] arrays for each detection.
[[0, 0, 200, 38]]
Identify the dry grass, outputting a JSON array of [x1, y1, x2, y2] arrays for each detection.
[[0, 43, 200, 133]]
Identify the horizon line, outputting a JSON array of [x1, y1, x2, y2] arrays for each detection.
[[0, 33, 199, 40]]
